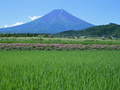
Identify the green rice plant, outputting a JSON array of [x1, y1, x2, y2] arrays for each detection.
[[0, 50, 120, 90]]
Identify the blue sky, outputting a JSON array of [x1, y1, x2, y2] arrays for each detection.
[[0, 0, 120, 28]]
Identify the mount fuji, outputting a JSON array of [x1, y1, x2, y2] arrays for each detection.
[[0, 9, 94, 34]]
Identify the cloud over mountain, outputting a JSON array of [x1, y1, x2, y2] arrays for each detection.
[[28, 16, 42, 20], [3, 22, 24, 28]]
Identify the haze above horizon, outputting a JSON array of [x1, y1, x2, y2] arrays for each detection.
[[0, 0, 120, 28]]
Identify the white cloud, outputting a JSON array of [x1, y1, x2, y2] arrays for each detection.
[[11, 22, 24, 27], [4, 25, 9, 28], [28, 16, 42, 20], [3, 22, 24, 28], [1, 15, 42, 28]]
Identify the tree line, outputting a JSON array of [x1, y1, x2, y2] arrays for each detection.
[[0, 33, 50, 37]]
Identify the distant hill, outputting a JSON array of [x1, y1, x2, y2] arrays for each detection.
[[0, 9, 94, 34], [56, 23, 120, 38]]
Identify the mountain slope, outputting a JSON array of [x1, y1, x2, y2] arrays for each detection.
[[0, 9, 94, 34], [56, 23, 120, 38]]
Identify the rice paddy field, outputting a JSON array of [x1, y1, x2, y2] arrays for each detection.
[[0, 37, 120, 45], [0, 50, 120, 90]]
